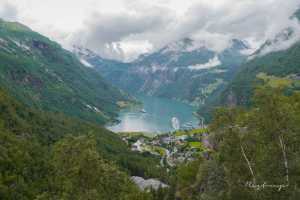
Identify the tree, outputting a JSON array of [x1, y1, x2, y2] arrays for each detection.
[[179, 84, 300, 200], [47, 135, 150, 200]]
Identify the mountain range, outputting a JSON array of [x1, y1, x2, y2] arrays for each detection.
[[73, 9, 300, 122], [74, 38, 250, 111]]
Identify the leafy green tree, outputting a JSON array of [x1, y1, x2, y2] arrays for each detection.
[[177, 84, 300, 200], [0, 123, 47, 200], [208, 86, 300, 200], [47, 135, 150, 200]]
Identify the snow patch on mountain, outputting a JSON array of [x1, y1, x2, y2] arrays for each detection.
[[0, 38, 7, 44], [80, 58, 94, 68], [173, 67, 179, 72], [188, 56, 221, 70], [10, 38, 31, 51], [151, 64, 167, 72]]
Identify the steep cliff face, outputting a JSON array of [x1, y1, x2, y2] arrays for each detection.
[[76, 38, 249, 107]]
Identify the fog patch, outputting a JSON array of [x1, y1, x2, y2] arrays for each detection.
[[188, 56, 221, 70]]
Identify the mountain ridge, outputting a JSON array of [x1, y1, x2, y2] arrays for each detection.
[[219, 9, 300, 107], [75, 38, 250, 111], [0, 19, 133, 125]]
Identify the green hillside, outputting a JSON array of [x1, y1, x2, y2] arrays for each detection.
[[0, 87, 165, 199], [0, 86, 165, 175], [175, 85, 300, 200], [221, 41, 300, 106], [0, 19, 132, 124], [219, 9, 300, 107]]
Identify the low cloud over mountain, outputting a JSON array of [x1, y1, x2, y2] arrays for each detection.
[[1, 0, 300, 61]]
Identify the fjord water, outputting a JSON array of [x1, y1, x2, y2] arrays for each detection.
[[107, 95, 199, 134]]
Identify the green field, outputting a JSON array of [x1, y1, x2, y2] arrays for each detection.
[[119, 131, 156, 138], [144, 145, 167, 156], [257, 73, 294, 88], [188, 142, 203, 150], [174, 128, 208, 137]]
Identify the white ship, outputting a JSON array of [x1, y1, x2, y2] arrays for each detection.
[[171, 117, 180, 130]]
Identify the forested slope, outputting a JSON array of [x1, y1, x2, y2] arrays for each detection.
[[0, 87, 166, 199], [175, 83, 300, 200], [0, 19, 131, 124]]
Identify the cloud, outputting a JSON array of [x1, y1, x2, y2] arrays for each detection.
[[0, 1, 18, 21], [206, 1, 299, 39], [169, 0, 300, 53], [79, 58, 94, 68], [188, 56, 221, 70], [1, 0, 300, 61], [252, 21, 300, 58], [72, 0, 300, 61], [71, 5, 175, 60]]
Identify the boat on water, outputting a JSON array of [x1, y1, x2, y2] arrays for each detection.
[[171, 117, 180, 130], [141, 109, 147, 113], [182, 121, 192, 126], [181, 121, 196, 129], [127, 112, 138, 116], [185, 122, 193, 126], [182, 124, 192, 128]]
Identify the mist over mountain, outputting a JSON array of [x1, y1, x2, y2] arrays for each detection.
[[2, 0, 300, 61], [218, 8, 300, 108]]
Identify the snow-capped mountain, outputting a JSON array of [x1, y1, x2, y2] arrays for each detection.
[[74, 38, 250, 107]]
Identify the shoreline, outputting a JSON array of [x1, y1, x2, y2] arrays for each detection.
[[107, 94, 200, 134]]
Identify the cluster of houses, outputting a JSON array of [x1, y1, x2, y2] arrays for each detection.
[[121, 128, 211, 167]]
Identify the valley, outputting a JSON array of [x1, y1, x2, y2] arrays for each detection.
[[74, 38, 249, 118], [0, 3, 299, 200]]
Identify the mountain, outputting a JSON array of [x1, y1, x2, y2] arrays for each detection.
[[75, 38, 249, 109], [73, 45, 132, 84], [220, 10, 300, 107], [0, 19, 132, 124], [0, 19, 167, 198], [221, 40, 300, 106]]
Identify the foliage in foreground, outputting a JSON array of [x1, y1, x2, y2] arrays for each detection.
[[0, 132, 151, 199], [175, 85, 300, 200], [0, 88, 167, 199], [2, 72, 300, 199]]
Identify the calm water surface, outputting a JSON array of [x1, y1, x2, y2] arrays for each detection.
[[107, 95, 199, 134]]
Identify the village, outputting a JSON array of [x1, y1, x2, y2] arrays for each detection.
[[120, 127, 211, 168]]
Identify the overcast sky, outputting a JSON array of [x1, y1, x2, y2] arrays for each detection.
[[0, 0, 299, 61]]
